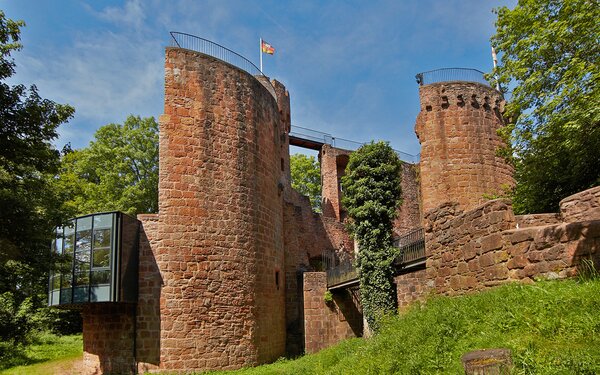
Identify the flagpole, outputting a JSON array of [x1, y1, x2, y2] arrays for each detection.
[[259, 38, 263, 73]]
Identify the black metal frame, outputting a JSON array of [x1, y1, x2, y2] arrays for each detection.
[[169, 31, 263, 77], [415, 68, 490, 87], [48, 211, 139, 307], [324, 227, 426, 289]]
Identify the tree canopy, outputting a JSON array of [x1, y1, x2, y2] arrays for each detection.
[[492, 0, 600, 213], [341, 141, 402, 332], [289, 153, 321, 211], [57, 115, 159, 216], [0, 10, 76, 350]]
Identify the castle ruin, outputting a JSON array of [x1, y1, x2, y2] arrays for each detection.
[[48, 38, 600, 374]]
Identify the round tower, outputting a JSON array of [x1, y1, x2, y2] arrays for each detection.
[[157, 47, 286, 371], [415, 75, 514, 213]]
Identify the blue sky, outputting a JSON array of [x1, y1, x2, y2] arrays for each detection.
[[2, 0, 515, 156]]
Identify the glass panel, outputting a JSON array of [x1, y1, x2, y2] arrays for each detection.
[[76, 230, 92, 252], [75, 251, 90, 264], [76, 216, 92, 231], [55, 237, 64, 255], [90, 286, 110, 302], [60, 289, 72, 304], [64, 221, 75, 237], [51, 290, 60, 306], [91, 270, 111, 285], [64, 222, 75, 254], [92, 249, 110, 268], [61, 273, 72, 288], [74, 271, 89, 286], [73, 286, 89, 303], [93, 213, 114, 229], [52, 274, 61, 290], [93, 228, 112, 249]]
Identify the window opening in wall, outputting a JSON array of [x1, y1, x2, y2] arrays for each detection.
[[275, 270, 280, 290]]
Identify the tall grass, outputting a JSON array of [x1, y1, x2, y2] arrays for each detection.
[[211, 279, 600, 374]]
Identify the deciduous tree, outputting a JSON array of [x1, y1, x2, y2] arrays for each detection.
[[290, 153, 321, 211], [0, 10, 75, 349], [58, 115, 159, 216], [491, 0, 600, 213]]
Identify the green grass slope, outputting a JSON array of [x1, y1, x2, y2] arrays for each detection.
[[215, 279, 600, 374], [0, 333, 82, 375], [4, 280, 599, 374]]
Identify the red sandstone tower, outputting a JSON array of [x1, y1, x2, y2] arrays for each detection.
[[156, 47, 288, 371], [415, 72, 514, 213]]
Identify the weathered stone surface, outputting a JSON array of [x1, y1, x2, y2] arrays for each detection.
[[158, 47, 287, 371], [303, 273, 362, 353], [415, 82, 514, 213], [560, 186, 600, 223]]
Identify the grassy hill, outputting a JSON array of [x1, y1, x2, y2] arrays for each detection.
[[215, 279, 600, 374], [3, 279, 599, 374]]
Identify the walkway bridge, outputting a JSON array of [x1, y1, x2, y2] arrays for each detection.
[[289, 125, 420, 164], [324, 227, 426, 290]]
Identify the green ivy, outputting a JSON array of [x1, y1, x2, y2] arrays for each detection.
[[341, 141, 402, 331]]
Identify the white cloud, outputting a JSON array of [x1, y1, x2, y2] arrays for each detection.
[[92, 0, 146, 30]]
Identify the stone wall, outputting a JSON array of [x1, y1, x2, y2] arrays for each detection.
[[303, 272, 362, 354], [157, 47, 286, 371], [135, 214, 161, 373], [395, 268, 430, 309], [515, 213, 561, 228], [282, 188, 354, 356], [560, 186, 600, 223], [320, 145, 350, 221], [82, 303, 136, 374], [423, 194, 600, 298], [394, 162, 422, 235], [415, 82, 514, 213]]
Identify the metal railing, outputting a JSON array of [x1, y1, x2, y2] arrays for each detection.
[[393, 227, 426, 266], [325, 227, 426, 288], [415, 68, 490, 87], [169, 32, 263, 77], [326, 260, 359, 288], [289, 125, 420, 163]]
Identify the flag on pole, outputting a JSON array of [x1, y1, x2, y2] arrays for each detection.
[[261, 40, 275, 55]]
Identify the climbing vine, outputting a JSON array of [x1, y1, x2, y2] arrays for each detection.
[[341, 141, 403, 331]]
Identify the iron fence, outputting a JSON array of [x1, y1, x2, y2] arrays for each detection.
[[415, 68, 490, 87], [169, 32, 263, 77], [393, 227, 426, 266], [326, 260, 358, 288], [324, 227, 426, 287]]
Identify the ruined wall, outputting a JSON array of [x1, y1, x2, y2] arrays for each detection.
[[422, 192, 600, 298], [157, 47, 286, 371], [395, 268, 430, 309], [394, 162, 422, 234], [82, 303, 136, 374], [515, 213, 561, 228], [415, 82, 514, 213], [303, 272, 362, 354], [135, 214, 161, 373], [282, 188, 354, 355], [320, 145, 350, 221], [560, 186, 600, 223]]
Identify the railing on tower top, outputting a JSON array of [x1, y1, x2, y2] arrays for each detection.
[[169, 32, 263, 77], [415, 68, 490, 87], [325, 227, 426, 288], [289, 125, 420, 164]]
